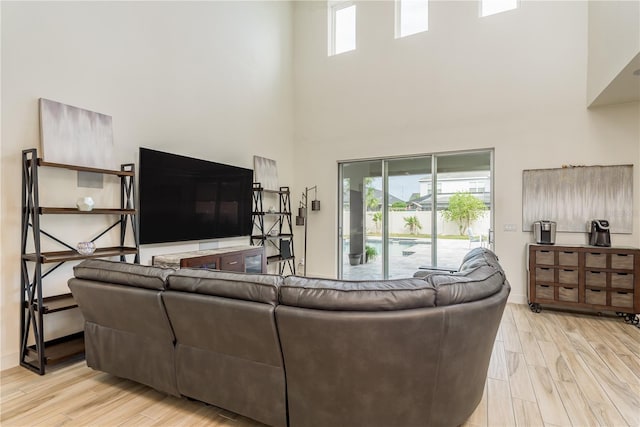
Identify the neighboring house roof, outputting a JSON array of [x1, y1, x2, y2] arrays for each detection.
[[370, 188, 404, 205], [418, 170, 490, 183], [410, 192, 491, 210]]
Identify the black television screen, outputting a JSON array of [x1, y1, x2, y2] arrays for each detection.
[[139, 148, 253, 244]]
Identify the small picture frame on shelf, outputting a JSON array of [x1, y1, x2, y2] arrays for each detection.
[[280, 238, 291, 259]]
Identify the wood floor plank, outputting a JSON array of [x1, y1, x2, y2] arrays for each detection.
[[487, 378, 516, 426], [512, 397, 544, 427], [537, 340, 574, 383], [488, 341, 508, 381], [554, 381, 599, 427], [502, 319, 524, 353], [528, 365, 571, 427], [590, 342, 640, 386], [506, 350, 537, 403], [518, 330, 547, 367], [1, 303, 638, 427], [511, 304, 533, 333], [117, 413, 157, 427]]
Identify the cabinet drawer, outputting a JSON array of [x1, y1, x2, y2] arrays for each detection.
[[558, 269, 578, 285], [585, 271, 606, 287], [611, 273, 634, 290], [558, 287, 578, 303], [611, 254, 634, 270], [220, 254, 244, 272], [535, 285, 554, 300], [558, 251, 578, 266], [535, 268, 554, 283], [610, 291, 633, 308], [535, 250, 555, 265], [585, 289, 606, 306], [585, 253, 607, 268]]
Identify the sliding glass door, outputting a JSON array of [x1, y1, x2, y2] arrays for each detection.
[[339, 150, 492, 279]]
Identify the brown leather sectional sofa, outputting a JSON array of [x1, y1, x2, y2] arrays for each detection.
[[68, 247, 510, 427]]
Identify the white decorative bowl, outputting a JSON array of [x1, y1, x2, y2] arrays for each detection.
[[77, 241, 96, 255], [76, 197, 95, 211]]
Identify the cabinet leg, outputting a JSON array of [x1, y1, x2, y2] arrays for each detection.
[[528, 302, 542, 313]]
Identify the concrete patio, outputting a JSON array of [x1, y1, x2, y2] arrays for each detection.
[[342, 238, 486, 280]]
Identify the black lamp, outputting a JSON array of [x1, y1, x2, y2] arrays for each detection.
[[296, 186, 320, 276]]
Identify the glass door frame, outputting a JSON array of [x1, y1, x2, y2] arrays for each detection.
[[337, 148, 494, 279]]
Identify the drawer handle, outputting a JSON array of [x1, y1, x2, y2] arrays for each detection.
[[563, 269, 574, 272], [563, 251, 574, 254], [563, 287, 573, 290], [616, 273, 628, 276], [540, 268, 551, 271], [589, 271, 602, 275], [592, 253, 602, 256], [541, 250, 551, 253], [227, 261, 239, 265], [616, 254, 629, 257], [540, 285, 550, 288], [590, 289, 602, 293], [616, 292, 629, 295]]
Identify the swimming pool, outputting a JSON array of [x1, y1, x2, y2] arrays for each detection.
[[344, 238, 429, 257]]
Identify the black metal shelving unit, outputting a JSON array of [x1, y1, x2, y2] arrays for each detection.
[[251, 183, 296, 275], [20, 148, 139, 374]]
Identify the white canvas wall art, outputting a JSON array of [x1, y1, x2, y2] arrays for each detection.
[[254, 156, 278, 191], [522, 165, 633, 233], [39, 98, 115, 169]]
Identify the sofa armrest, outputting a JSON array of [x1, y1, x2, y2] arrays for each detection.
[[413, 267, 458, 278]]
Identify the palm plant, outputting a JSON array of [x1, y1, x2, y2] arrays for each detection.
[[403, 215, 422, 235], [372, 212, 382, 232]]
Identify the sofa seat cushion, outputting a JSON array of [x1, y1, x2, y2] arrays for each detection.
[[167, 269, 281, 305], [416, 248, 506, 306], [427, 267, 506, 306], [280, 277, 437, 311], [73, 259, 174, 290]]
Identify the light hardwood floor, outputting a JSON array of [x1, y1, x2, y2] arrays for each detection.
[[1, 303, 639, 426]]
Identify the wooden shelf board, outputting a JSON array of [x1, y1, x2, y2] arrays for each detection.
[[25, 333, 84, 365], [252, 212, 289, 216], [39, 207, 136, 215], [267, 255, 295, 264], [23, 246, 139, 263], [251, 234, 293, 240], [41, 293, 78, 313], [36, 159, 134, 176]]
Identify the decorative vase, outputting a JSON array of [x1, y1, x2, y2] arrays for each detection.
[[76, 196, 95, 211], [348, 253, 362, 266]]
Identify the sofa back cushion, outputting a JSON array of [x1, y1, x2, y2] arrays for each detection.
[[68, 276, 178, 396], [162, 268, 287, 427], [73, 259, 173, 290], [167, 269, 281, 305], [281, 277, 437, 311]]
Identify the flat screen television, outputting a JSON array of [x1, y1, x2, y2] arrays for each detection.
[[139, 148, 253, 244]]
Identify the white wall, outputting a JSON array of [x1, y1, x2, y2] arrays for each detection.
[[1, 1, 294, 369], [292, 1, 639, 302], [587, 0, 640, 105]]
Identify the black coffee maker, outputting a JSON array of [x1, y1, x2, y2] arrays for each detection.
[[589, 219, 611, 247]]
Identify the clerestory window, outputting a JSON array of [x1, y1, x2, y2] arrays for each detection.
[[481, 0, 518, 17], [329, 1, 356, 56], [395, 0, 428, 38]]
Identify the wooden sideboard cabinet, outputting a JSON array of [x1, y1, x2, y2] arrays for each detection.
[[152, 246, 266, 273], [528, 244, 639, 324]]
